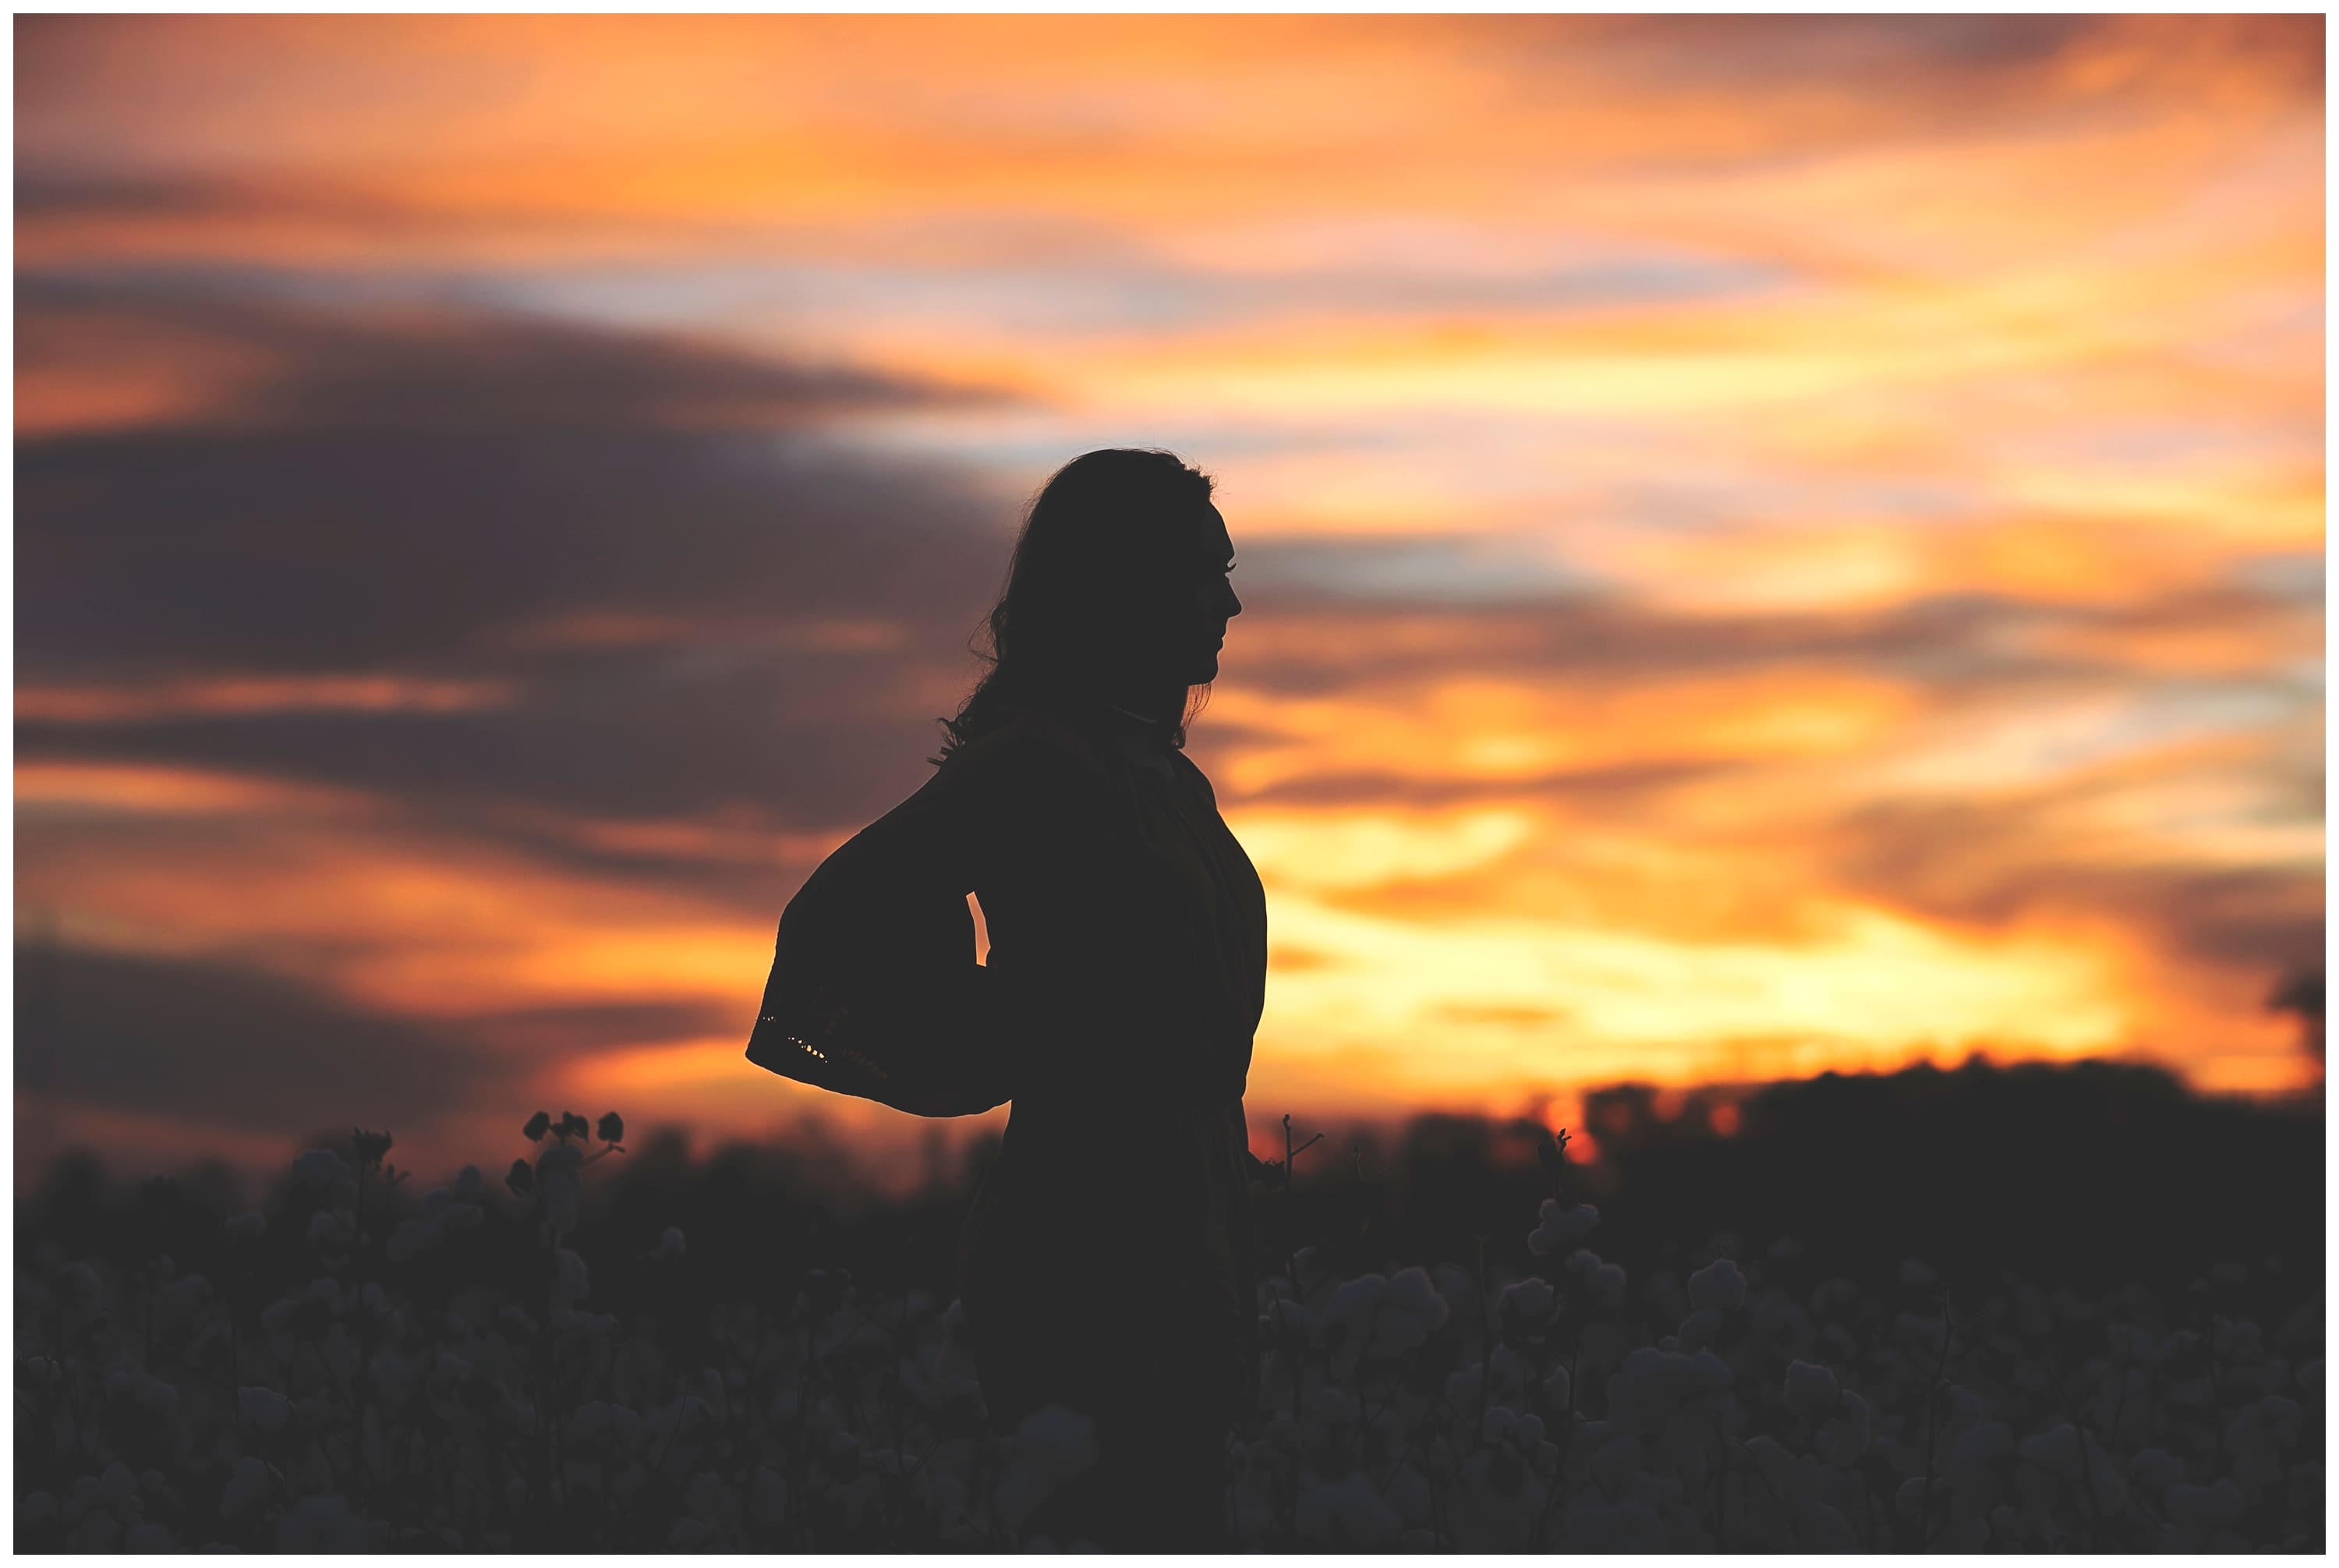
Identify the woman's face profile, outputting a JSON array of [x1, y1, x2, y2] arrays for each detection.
[[1185, 502, 1241, 686]]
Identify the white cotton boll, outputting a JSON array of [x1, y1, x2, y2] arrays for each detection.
[[1296, 1471, 1400, 1548], [430, 1353, 472, 1391], [1481, 1404, 1519, 1444], [1542, 1365, 1572, 1411], [2165, 1477, 2245, 1528], [1591, 1432, 1643, 1491], [2301, 1359, 2324, 1395], [1749, 1435, 1823, 1507], [1325, 1474, 1400, 1549], [653, 1226, 688, 1262], [1556, 1499, 1661, 1552], [370, 1349, 418, 1407], [1792, 1498, 1858, 1552], [1686, 1350, 1733, 1393], [1591, 1262, 1627, 1306], [161, 1273, 211, 1312], [995, 1405, 1100, 1529], [1947, 1420, 2011, 1492], [1384, 1267, 1449, 1339], [1444, 1362, 1485, 1411], [259, 1297, 298, 1333], [1307, 1384, 1361, 1432], [1899, 1258, 1937, 1289], [225, 1211, 266, 1242], [1816, 1391, 1870, 1467], [1605, 1347, 1695, 1437], [1500, 1276, 1555, 1326], [2015, 1422, 2125, 1512], [1513, 1414, 1545, 1447], [684, 1471, 735, 1528], [1688, 1258, 1746, 1312], [1265, 1298, 1312, 1335], [1893, 1311, 1947, 1352], [60, 1261, 102, 1301], [135, 1378, 179, 1417], [1325, 1273, 1388, 1337], [292, 1149, 350, 1187], [306, 1212, 354, 1252], [2153, 1327, 2200, 1364], [2016, 1424, 2078, 1475], [1488, 1343, 1533, 1402], [386, 1220, 431, 1263], [1385, 1464, 1432, 1527], [123, 1521, 177, 1552], [236, 1386, 292, 1433], [1675, 1307, 1722, 1354], [276, 1494, 372, 1552], [1895, 1474, 1927, 1518], [571, 1400, 614, 1446], [554, 1248, 590, 1305], [1783, 1359, 1839, 1414], [750, 1465, 790, 1529], [543, 1174, 580, 1235], [2129, 1447, 2185, 1491], [1528, 1199, 1600, 1256], [2225, 1394, 2303, 1456], [219, 1455, 273, 1519], [2164, 1375, 2213, 1407], [2212, 1316, 2263, 1362]]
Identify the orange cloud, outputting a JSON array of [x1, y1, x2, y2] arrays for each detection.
[[16, 14, 2320, 1166]]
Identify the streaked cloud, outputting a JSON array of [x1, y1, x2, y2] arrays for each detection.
[[14, 14, 2320, 1173]]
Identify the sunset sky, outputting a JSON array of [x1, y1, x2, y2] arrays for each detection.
[[15, 15, 2325, 1182]]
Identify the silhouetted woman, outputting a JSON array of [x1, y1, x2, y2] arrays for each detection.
[[747, 448, 1264, 1548]]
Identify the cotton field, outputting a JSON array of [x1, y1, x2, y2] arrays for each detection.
[[14, 1113, 2323, 1552]]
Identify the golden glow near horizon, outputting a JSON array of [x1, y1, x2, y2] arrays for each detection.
[[14, 16, 2323, 1177]]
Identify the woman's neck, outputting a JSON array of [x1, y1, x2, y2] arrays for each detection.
[[1098, 681, 1183, 730]]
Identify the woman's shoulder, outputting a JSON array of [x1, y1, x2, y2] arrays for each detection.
[[937, 705, 1114, 790], [1167, 747, 1220, 809]]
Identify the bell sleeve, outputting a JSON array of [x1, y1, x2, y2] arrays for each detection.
[[746, 740, 1012, 1117], [745, 713, 1177, 1117]]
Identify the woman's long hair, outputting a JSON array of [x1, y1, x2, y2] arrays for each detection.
[[933, 448, 1217, 764]]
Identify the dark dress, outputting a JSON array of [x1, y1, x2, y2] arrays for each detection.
[[747, 696, 1269, 1547]]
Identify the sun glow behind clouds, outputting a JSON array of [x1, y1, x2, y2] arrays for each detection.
[[12, 14, 2323, 1176]]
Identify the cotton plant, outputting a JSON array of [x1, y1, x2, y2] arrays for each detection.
[[12, 1110, 2328, 1552]]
